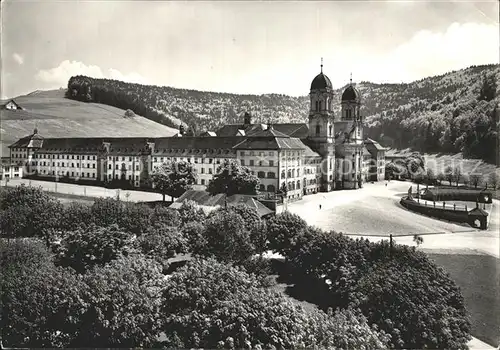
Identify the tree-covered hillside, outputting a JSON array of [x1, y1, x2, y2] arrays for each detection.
[[66, 64, 499, 164]]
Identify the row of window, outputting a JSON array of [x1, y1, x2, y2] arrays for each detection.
[[109, 164, 140, 171], [40, 170, 96, 178], [35, 162, 97, 168], [2, 166, 20, 172], [35, 154, 97, 160], [241, 159, 275, 167], [240, 151, 276, 157]]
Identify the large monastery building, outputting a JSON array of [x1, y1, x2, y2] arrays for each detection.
[[8, 65, 386, 200]]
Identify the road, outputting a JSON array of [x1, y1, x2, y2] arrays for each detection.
[[287, 181, 499, 258]]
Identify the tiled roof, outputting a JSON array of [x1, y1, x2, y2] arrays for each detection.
[[303, 144, 321, 158], [171, 190, 273, 217], [233, 136, 306, 150], [9, 131, 44, 149], [215, 123, 310, 138], [154, 136, 241, 153], [272, 123, 309, 138]]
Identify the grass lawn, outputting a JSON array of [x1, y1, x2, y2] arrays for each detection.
[[427, 253, 500, 347]]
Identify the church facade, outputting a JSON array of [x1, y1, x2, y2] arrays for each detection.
[[8, 66, 386, 200]]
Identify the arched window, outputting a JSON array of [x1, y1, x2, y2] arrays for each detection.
[[259, 184, 266, 192], [267, 184, 276, 193], [319, 101, 322, 110], [287, 170, 291, 178], [329, 125, 333, 136], [315, 101, 319, 111], [267, 172, 275, 178], [296, 180, 300, 189], [281, 170, 285, 178], [258, 171, 266, 178], [291, 169, 295, 177], [315, 125, 321, 136]]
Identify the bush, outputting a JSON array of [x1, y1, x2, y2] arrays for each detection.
[[266, 211, 308, 255], [53, 224, 134, 273], [160, 258, 389, 349]]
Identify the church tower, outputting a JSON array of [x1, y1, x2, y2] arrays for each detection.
[[335, 75, 364, 189], [308, 59, 335, 192]]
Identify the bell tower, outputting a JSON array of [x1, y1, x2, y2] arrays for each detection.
[[308, 58, 335, 191]]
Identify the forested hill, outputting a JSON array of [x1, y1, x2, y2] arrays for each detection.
[[66, 64, 499, 163]]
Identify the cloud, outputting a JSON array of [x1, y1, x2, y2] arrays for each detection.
[[369, 22, 499, 83], [12, 53, 24, 65], [35, 60, 148, 87]]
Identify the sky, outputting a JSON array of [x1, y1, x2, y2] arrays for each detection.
[[1, 0, 499, 99]]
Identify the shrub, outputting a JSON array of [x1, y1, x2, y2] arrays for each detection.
[[266, 211, 308, 255], [160, 258, 389, 349], [90, 197, 124, 227]]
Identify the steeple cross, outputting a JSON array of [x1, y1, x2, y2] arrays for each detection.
[[321, 57, 323, 73]]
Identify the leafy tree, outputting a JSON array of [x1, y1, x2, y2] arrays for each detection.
[[150, 206, 182, 227], [226, 204, 267, 254], [488, 172, 499, 189], [177, 200, 206, 226], [478, 72, 497, 102], [181, 221, 207, 253], [350, 256, 471, 349], [405, 153, 425, 179], [207, 159, 259, 202], [60, 202, 93, 232], [0, 185, 63, 239], [425, 167, 436, 185], [437, 172, 445, 185], [120, 202, 153, 235], [134, 224, 187, 272], [53, 224, 134, 273], [444, 166, 454, 186], [1, 239, 87, 348], [385, 161, 407, 179], [453, 166, 462, 187], [195, 209, 255, 263], [151, 160, 197, 201], [160, 258, 389, 349], [469, 173, 483, 188], [90, 197, 124, 227], [75, 256, 166, 348], [266, 211, 308, 255]]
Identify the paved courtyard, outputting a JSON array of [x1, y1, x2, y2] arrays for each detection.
[[287, 180, 499, 258]]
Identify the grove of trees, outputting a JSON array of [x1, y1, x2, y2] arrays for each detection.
[[1, 184, 472, 348]]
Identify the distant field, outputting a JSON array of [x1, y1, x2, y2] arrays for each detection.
[[427, 253, 500, 347], [1, 89, 177, 157]]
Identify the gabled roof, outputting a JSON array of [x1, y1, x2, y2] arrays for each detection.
[[9, 129, 44, 149], [1, 99, 23, 110], [201, 131, 217, 137], [215, 122, 310, 139]]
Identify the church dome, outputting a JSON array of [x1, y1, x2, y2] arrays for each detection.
[[310, 73, 332, 90], [341, 85, 361, 102]]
